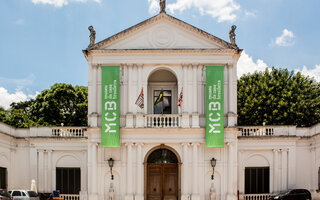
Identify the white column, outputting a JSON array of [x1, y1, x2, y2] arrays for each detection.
[[197, 65, 203, 114], [281, 149, 288, 191], [125, 143, 134, 200], [188, 64, 193, 114], [227, 143, 235, 200], [273, 149, 279, 193], [88, 64, 98, 127], [127, 64, 133, 113], [44, 151, 48, 192], [136, 143, 144, 200], [287, 147, 296, 189], [91, 143, 98, 200], [191, 143, 200, 200], [137, 64, 143, 113], [38, 150, 44, 193], [181, 143, 189, 200], [81, 150, 87, 191], [126, 64, 134, 127], [311, 147, 316, 191], [183, 64, 188, 113], [9, 148, 16, 189], [121, 64, 128, 115], [97, 66, 102, 116], [228, 64, 234, 113], [47, 150, 52, 192], [192, 64, 198, 113]]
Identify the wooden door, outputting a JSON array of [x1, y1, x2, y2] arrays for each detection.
[[147, 164, 178, 200]]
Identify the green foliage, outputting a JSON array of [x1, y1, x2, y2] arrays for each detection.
[[238, 67, 320, 127], [1, 83, 88, 128]]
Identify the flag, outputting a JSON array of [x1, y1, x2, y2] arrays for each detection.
[[154, 89, 163, 106], [135, 88, 144, 109], [177, 88, 183, 107]]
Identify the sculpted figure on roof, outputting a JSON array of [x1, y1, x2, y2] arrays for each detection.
[[160, 0, 166, 13], [229, 25, 237, 46], [88, 25, 96, 48]]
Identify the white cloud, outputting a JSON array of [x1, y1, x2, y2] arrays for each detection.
[[295, 65, 320, 82], [0, 88, 39, 110], [148, 0, 240, 22], [31, 0, 101, 7], [237, 51, 270, 78], [272, 29, 295, 47]]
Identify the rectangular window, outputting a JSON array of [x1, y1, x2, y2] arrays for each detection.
[[245, 167, 270, 194], [153, 90, 172, 114], [0, 167, 7, 189], [56, 168, 81, 194]]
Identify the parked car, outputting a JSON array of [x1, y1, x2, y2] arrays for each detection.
[[270, 189, 312, 200], [0, 189, 12, 200], [8, 190, 39, 200]]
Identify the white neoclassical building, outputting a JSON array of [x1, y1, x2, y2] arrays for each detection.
[[1, 6, 320, 200]]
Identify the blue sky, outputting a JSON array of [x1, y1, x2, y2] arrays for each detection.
[[0, 0, 320, 109]]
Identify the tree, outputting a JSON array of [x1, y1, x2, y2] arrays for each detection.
[[0, 106, 8, 123], [238, 67, 320, 127], [30, 83, 88, 126], [1, 83, 88, 128]]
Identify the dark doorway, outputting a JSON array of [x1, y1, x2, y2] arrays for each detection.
[[146, 149, 179, 200], [56, 168, 80, 194], [0, 167, 7, 189], [245, 167, 270, 194]]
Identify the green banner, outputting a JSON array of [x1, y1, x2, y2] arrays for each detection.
[[206, 66, 224, 147], [101, 66, 120, 147]]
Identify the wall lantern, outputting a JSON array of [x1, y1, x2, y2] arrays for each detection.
[[210, 157, 217, 180], [108, 158, 114, 180]]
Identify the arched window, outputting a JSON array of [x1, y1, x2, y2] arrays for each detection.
[[147, 149, 178, 164]]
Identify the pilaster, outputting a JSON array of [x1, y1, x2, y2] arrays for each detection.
[[181, 142, 190, 200], [135, 143, 144, 200], [125, 143, 134, 200], [191, 142, 200, 200]]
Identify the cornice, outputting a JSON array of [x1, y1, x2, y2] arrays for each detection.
[[85, 48, 242, 57]]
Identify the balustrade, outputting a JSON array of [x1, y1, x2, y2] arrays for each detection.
[[144, 114, 181, 128], [239, 127, 274, 136], [51, 127, 87, 137], [60, 194, 80, 200], [240, 194, 271, 200]]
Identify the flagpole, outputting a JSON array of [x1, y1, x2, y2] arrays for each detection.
[[162, 89, 164, 114]]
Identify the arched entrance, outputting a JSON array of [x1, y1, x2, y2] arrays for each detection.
[[144, 145, 181, 200]]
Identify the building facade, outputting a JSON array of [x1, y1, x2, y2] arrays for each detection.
[[1, 10, 320, 200]]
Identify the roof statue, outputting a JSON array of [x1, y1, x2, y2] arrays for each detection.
[[88, 25, 96, 48], [160, 0, 166, 13], [229, 25, 237, 46]]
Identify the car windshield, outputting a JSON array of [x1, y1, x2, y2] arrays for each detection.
[[27, 191, 38, 197]]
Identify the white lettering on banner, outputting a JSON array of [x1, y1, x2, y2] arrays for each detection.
[[209, 113, 220, 122], [105, 101, 116, 110], [104, 101, 117, 133], [208, 102, 221, 134], [105, 112, 116, 121], [105, 123, 116, 133], [209, 102, 220, 110], [209, 124, 221, 133]]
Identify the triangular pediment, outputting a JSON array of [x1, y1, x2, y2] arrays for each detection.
[[90, 13, 237, 50]]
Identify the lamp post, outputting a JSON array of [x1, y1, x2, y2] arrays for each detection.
[[210, 158, 216, 180], [108, 158, 114, 180]]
